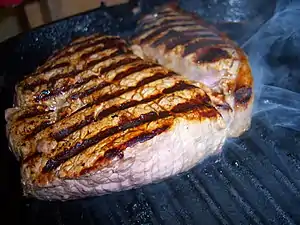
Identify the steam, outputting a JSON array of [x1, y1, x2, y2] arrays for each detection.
[[242, 0, 300, 132]]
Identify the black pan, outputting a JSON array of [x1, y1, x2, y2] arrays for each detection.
[[1, 0, 300, 224]]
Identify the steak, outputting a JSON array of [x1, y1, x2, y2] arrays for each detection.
[[131, 3, 254, 137], [5, 34, 227, 200]]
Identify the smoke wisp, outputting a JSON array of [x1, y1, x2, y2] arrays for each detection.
[[243, 0, 300, 132]]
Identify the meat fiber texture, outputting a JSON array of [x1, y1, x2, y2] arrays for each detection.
[[131, 3, 254, 138], [5, 34, 228, 200]]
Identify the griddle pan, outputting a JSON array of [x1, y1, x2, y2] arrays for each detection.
[[1, 0, 300, 224]]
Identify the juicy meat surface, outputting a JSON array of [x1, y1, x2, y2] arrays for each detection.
[[131, 3, 254, 137], [6, 34, 227, 200]]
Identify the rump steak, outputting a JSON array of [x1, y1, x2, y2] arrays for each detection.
[[6, 34, 227, 200], [131, 3, 254, 137]]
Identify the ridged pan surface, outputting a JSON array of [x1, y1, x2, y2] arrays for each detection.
[[1, 0, 300, 224]]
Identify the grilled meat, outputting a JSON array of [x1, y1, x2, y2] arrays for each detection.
[[131, 3, 254, 137], [6, 34, 227, 200]]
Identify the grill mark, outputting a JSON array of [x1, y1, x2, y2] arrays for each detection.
[[52, 114, 95, 142], [104, 148, 124, 160], [43, 97, 212, 173], [69, 81, 109, 100], [183, 39, 227, 57], [164, 32, 219, 51], [46, 35, 103, 60], [35, 75, 98, 101], [79, 71, 175, 111], [49, 54, 135, 88], [80, 41, 127, 60], [151, 29, 214, 48], [150, 30, 180, 47], [79, 125, 170, 175], [235, 87, 252, 105], [55, 36, 123, 61], [69, 62, 158, 100], [46, 51, 130, 87], [47, 70, 81, 88], [44, 112, 166, 172], [99, 57, 141, 75], [52, 80, 193, 142], [39, 62, 70, 74], [51, 72, 175, 141], [16, 106, 50, 121], [166, 35, 196, 51], [22, 79, 49, 91], [43, 53, 137, 101], [112, 63, 158, 81], [171, 99, 207, 113], [85, 49, 125, 68], [162, 81, 196, 94], [35, 58, 139, 101], [24, 50, 125, 91], [69, 34, 103, 47], [105, 125, 170, 158], [75, 36, 121, 52], [139, 16, 194, 34], [137, 71, 176, 86], [25, 121, 54, 139], [195, 47, 231, 63], [24, 70, 80, 92], [44, 36, 122, 67], [139, 21, 198, 44]]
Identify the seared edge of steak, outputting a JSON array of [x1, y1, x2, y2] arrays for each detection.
[[22, 118, 226, 201]]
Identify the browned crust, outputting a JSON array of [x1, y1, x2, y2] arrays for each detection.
[[132, 4, 235, 63], [15, 105, 51, 121], [18, 70, 177, 154], [79, 124, 171, 176], [8, 34, 224, 187], [195, 47, 231, 63], [234, 50, 254, 108], [51, 80, 195, 142], [168, 5, 254, 109], [41, 96, 214, 174], [159, 2, 233, 41], [133, 3, 254, 110], [31, 99, 218, 184], [23, 96, 220, 184], [135, 2, 221, 40]]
